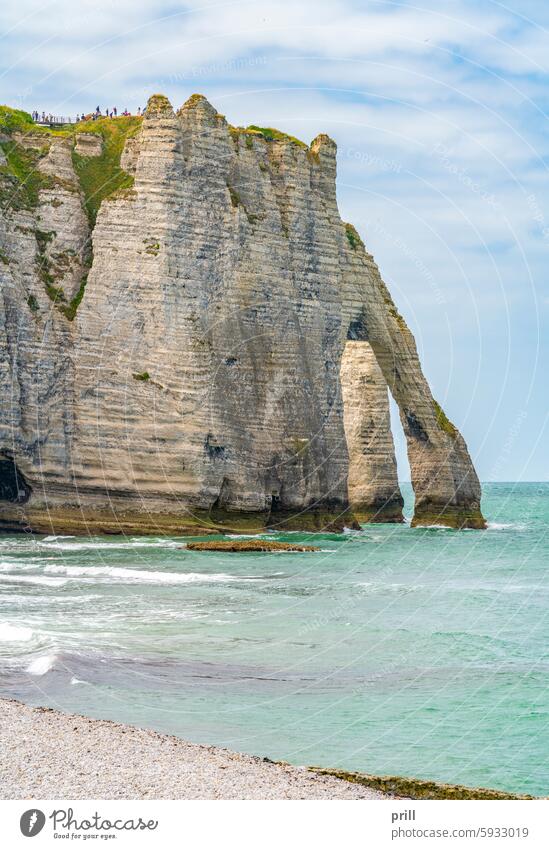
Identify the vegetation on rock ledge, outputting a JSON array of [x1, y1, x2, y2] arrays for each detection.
[[0, 140, 52, 210], [145, 94, 173, 115], [312, 768, 533, 800], [61, 275, 88, 321], [71, 116, 140, 226], [432, 399, 458, 439], [344, 222, 364, 251], [238, 125, 307, 149]]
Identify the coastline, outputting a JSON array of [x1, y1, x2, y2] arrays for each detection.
[[0, 699, 532, 800], [0, 698, 385, 800]]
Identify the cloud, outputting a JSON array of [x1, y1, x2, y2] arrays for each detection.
[[0, 0, 546, 480]]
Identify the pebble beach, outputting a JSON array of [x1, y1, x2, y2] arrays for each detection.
[[0, 698, 387, 800]]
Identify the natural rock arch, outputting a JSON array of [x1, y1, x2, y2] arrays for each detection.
[[340, 341, 404, 522], [0, 93, 485, 533]]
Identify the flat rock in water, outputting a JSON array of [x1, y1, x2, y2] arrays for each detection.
[[185, 540, 319, 552]]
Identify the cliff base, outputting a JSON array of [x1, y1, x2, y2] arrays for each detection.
[[0, 504, 359, 536], [411, 504, 486, 530]]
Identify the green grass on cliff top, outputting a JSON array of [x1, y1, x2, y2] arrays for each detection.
[[0, 107, 50, 209], [0, 105, 38, 135], [244, 125, 307, 148], [0, 106, 141, 225], [70, 116, 141, 226]]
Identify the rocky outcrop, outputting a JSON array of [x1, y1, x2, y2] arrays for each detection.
[[74, 133, 103, 157], [0, 96, 485, 533]]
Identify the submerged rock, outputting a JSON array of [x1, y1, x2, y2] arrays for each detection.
[[186, 540, 320, 552]]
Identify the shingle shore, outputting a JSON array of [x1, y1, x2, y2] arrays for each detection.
[[0, 698, 386, 799]]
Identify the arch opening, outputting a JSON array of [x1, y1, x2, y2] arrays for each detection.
[[340, 340, 404, 523]]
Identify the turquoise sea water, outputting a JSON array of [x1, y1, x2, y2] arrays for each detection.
[[0, 482, 547, 796]]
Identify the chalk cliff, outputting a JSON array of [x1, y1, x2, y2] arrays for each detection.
[[0, 95, 485, 533]]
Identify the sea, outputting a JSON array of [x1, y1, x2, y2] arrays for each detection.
[[0, 482, 547, 796]]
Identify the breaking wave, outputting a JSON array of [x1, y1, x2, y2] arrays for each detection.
[[43, 565, 254, 584], [0, 574, 68, 587], [0, 622, 34, 642], [26, 653, 59, 676]]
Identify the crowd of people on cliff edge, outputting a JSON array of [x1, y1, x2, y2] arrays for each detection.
[[31, 106, 144, 125]]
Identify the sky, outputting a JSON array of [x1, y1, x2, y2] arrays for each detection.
[[0, 0, 547, 481]]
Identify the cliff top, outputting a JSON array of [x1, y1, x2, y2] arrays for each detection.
[[0, 94, 336, 223], [0, 94, 330, 153]]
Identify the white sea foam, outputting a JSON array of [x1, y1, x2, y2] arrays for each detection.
[[42, 535, 76, 542], [27, 653, 58, 675], [0, 574, 68, 587], [0, 560, 37, 572], [39, 538, 182, 551], [357, 581, 422, 594], [0, 622, 33, 642], [487, 522, 525, 531], [225, 534, 265, 540], [43, 565, 250, 584]]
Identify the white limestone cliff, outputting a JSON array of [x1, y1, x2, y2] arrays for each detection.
[[0, 95, 485, 533]]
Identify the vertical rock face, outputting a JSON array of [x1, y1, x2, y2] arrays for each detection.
[[340, 341, 403, 522], [68, 94, 351, 530], [0, 133, 88, 520], [0, 95, 485, 533]]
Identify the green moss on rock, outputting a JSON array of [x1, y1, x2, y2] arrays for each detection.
[[44, 282, 66, 303], [0, 141, 53, 210], [60, 274, 87, 321], [186, 94, 206, 107], [344, 222, 364, 251], [389, 305, 407, 331], [227, 184, 241, 208], [432, 399, 458, 439], [268, 509, 360, 533], [412, 504, 486, 530], [132, 371, 150, 381], [311, 768, 534, 800], [35, 229, 54, 253], [145, 94, 173, 115], [143, 239, 160, 256]]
